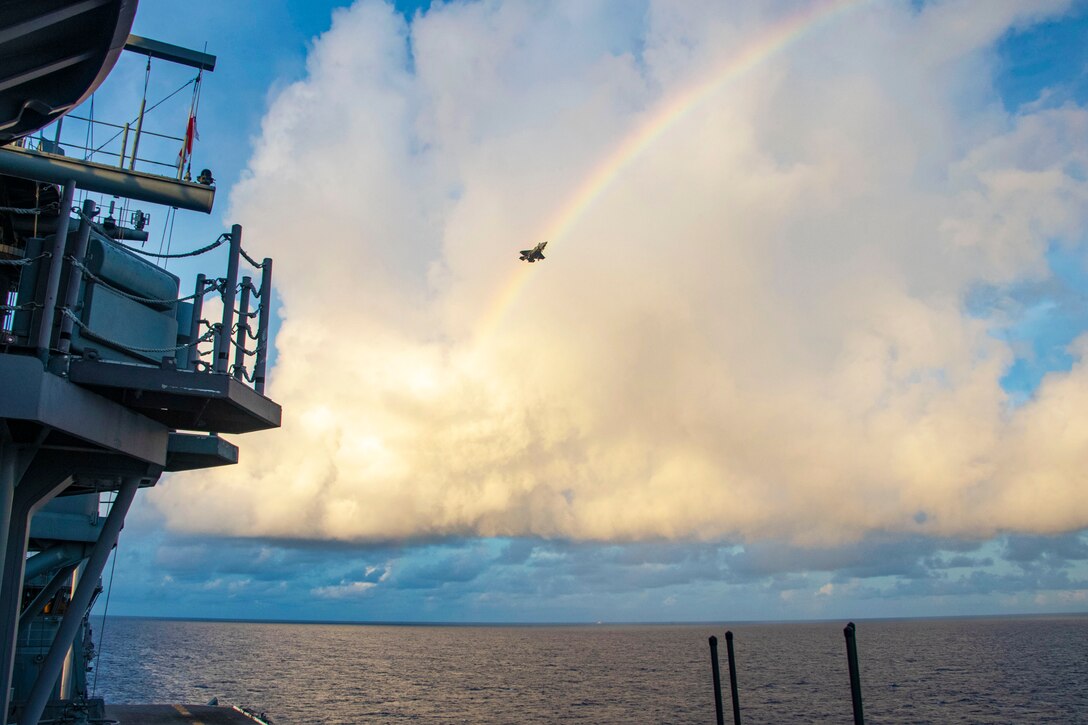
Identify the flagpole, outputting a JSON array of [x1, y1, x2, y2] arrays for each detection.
[[178, 69, 202, 180]]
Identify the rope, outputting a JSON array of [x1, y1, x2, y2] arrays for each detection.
[[0, 302, 41, 312], [62, 308, 216, 353], [230, 364, 258, 383], [69, 258, 219, 305], [0, 206, 44, 215], [239, 247, 265, 268], [94, 229, 229, 259], [0, 252, 51, 266], [227, 332, 259, 357]]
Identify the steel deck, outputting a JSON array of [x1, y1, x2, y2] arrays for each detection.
[[104, 704, 268, 724]]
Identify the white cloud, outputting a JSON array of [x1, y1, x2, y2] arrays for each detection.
[[313, 581, 378, 599], [152, 0, 1088, 548]]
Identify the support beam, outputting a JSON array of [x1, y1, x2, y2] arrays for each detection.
[[0, 147, 215, 213], [123, 35, 216, 71], [0, 464, 73, 724], [19, 477, 139, 725], [22, 542, 86, 582], [0, 432, 15, 638], [35, 179, 76, 362], [17, 564, 77, 639]]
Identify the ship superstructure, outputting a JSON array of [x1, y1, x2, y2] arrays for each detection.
[[0, 2, 281, 723]]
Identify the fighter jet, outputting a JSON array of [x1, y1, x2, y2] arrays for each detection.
[[519, 241, 547, 263]]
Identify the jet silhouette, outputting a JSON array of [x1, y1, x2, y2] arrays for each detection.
[[519, 240, 547, 263]]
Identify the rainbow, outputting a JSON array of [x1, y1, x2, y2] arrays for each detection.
[[475, 0, 872, 338]]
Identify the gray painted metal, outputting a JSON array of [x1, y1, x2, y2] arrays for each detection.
[[17, 564, 76, 640], [233, 276, 251, 379], [105, 704, 271, 724], [164, 433, 238, 472], [27, 508, 102, 543], [0, 435, 14, 650], [35, 180, 76, 361], [124, 34, 217, 71], [57, 199, 97, 355], [0, 354, 169, 464], [22, 542, 86, 582], [0, 147, 215, 213], [253, 258, 272, 395], [217, 225, 241, 373], [77, 281, 179, 364], [18, 476, 139, 725], [65, 358, 281, 434], [84, 232, 180, 309], [187, 273, 207, 370], [0, 461, 74, 723]]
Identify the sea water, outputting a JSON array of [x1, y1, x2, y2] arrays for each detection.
[[92, 615, 1087, 723]]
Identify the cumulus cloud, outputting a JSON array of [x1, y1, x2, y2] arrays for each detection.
[[152, 0, 1088, 547]]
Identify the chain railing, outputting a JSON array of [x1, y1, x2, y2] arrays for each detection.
[[43, 202, 275, 394]]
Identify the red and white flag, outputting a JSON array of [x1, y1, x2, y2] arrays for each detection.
[[178, 113, 198, 166]]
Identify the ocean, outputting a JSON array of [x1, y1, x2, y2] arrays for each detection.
[[92, 615, 1087, 724]]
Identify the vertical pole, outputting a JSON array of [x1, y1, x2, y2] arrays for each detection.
[[57, 199, 97, 355], [216, 225, 241, 374], [51, 119, 63, 151], [128, 98, 146, 170], [0, 435, 15, 635], [117, 123, 129, 169], [725, 631, 741, 725], [210, 324, 223, 374], [0, 469, 73, 725], [253, 258, 273, 394], [709, 636, 724, 725], [232, 277, 251, 379], [188, 274, 207, 370], [35, 180, 76, 362], [844, 622, 864, 725], [19, 478, 140, 725]]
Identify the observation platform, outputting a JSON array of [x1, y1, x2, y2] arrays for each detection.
[[67, 359, 281, 434]]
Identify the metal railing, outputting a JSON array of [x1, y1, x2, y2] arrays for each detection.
[[25, 114, 187, 177], [53, 203, 275, 394]]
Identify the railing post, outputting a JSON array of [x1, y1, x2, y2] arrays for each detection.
[[34, 179, 76, 362], [188, 273, 207, 370], [253, 257, 273, 394], [57, 199, 97, 355], [844, 622, 864, 725], [211, 323, 224, 373], [232, 276, 252, 379], [216, 224, 241, 374], [709, 636, 724, 725]]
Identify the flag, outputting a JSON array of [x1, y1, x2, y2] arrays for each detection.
[[178, 113, 197, 166]]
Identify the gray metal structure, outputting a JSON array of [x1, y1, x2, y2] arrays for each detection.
[[0, 3, 282, 723]]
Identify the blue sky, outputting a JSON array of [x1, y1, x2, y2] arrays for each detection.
[[78, 0, 1088, 623]]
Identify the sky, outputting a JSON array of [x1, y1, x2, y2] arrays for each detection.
[[69, 0, 1088, 623]]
